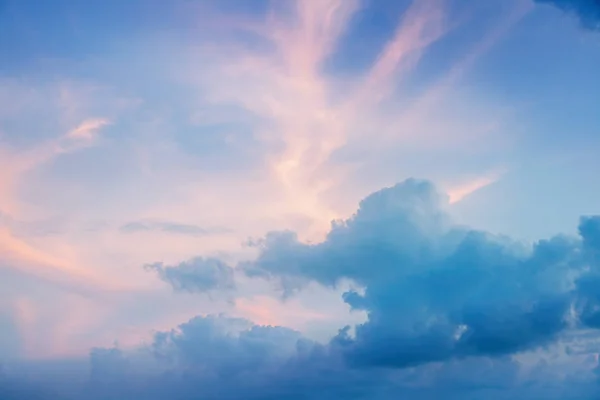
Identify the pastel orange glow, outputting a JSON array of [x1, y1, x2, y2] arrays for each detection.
[[0, 228, 125, 293]]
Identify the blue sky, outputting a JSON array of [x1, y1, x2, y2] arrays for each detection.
[[1, 0, 600, 399]]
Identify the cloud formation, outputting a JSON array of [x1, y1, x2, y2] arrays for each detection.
[[3, 314, 600, 400], [82, 315, 388, 400], [65, 118, 110, 141], [536, 0, 600, 30], [3, 180, 600, 399], [145, 257, 235, 294], [2, 0, 600, 398], [245, 179, 600, 368]]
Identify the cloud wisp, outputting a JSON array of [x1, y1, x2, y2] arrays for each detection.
[[0, 115, 127, 294], [65, 118, 111, 142], [178, 0, 521, 239], [120, 220, 230, 237]]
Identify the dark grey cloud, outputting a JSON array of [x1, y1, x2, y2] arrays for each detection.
[[120, 220, 229, 236], [145, 257, 235, 293], [535, 0, 600, 30]]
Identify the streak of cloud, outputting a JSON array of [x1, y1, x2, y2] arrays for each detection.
[[120, 220, 229, 236], [179, 1, 450, 241], [65, 118, 110, 142], [0, 116, 118, 293], [0, 228, 124, 294], [446, 170, 506, 204]]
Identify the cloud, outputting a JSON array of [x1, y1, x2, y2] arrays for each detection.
[[150, 315, 301, 370], [65, 118, 110, 142], [0, 111, 117, 293], [120, 220, 229, 236], [3, 314, 599, 400], [10, 170, 600, 398], [0, 227, 124, 295], [0, 0, 523, 352], [68, 178, 600, 399], [77, 315, 382, 400], [145, 257, 235, 294], [244, 179, 600, 368], [446, 170, 505, 204], [535, 0, 600, 30], [1, 1, 599, 398], [178, 0, 516, 241]]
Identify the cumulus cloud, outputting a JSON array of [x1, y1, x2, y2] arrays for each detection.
[[145, 257, 235, 293], [535, 0, 600, 30], [245, 179, 600, 368], [77, 315, 390, 400], [150, 315, 302, 372], [3, 314, 599, 400]]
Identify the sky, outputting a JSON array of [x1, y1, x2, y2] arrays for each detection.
[[1, 0, 600, 398]]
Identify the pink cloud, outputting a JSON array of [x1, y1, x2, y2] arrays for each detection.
[[65, 118, 111, 142], [446, 170, 505, 204]]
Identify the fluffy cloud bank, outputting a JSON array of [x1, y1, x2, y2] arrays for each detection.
[[246, 179, 600, 368], [3, 179, 600, 399]]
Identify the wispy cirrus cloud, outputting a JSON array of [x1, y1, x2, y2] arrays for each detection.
[[65, 118, 110, 142], [446, 169, 507, 204], [0, 111, 119, 293], [175, 0, 524, 242], [120, 220, 229, 236]]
